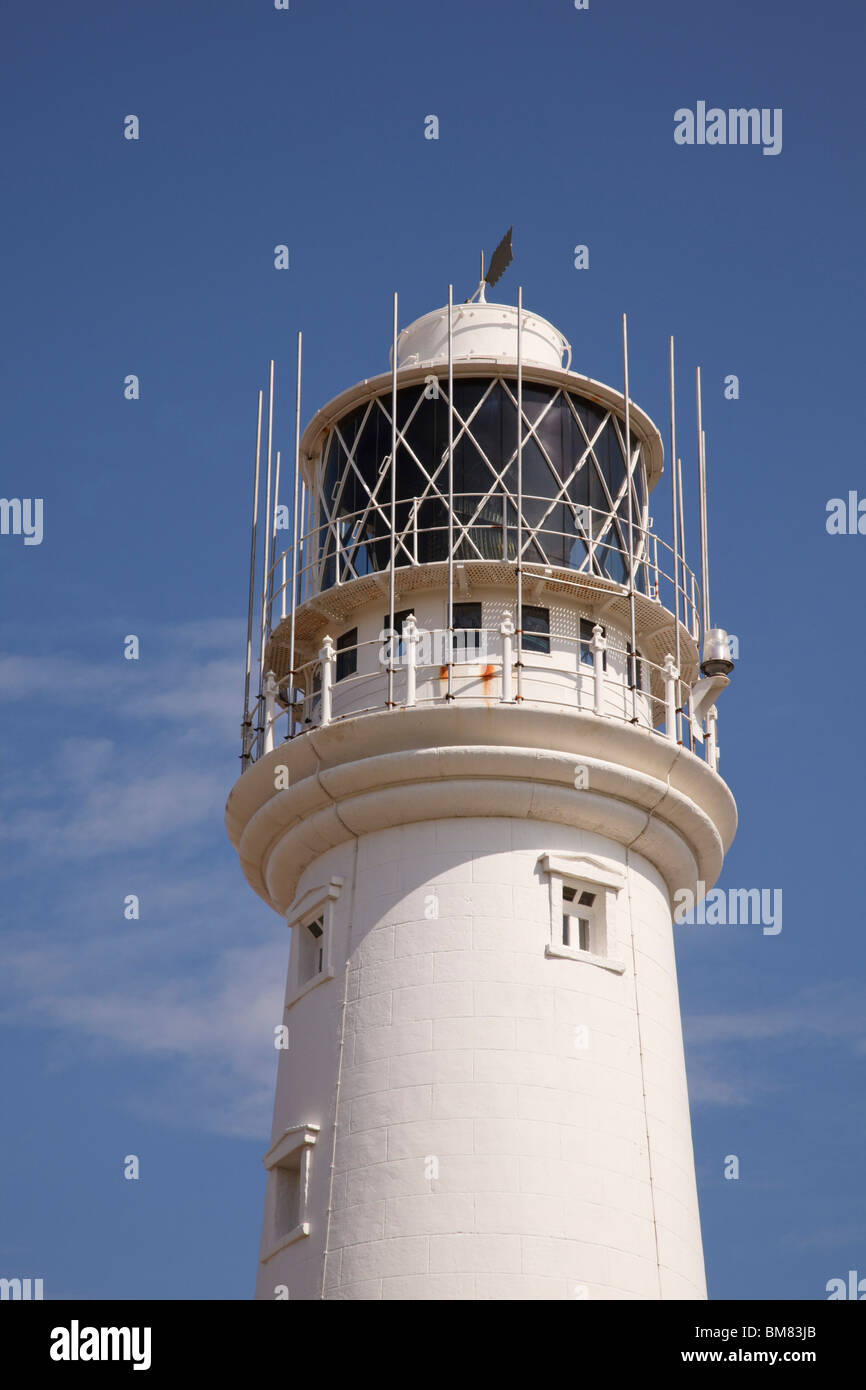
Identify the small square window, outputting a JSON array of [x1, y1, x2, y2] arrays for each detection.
[[336, 628, 357, 682], [522, 605, 550, 654], [299, 916, 324, 983], [286, 877, 342, 1008], [627, 642, 644, 691], [562, 885, 599, 953], [382, 609, 413, 662], [562, 914, 591, 951], [274, 1154, 302, 1239], [579, 618, 606, 669], [452, 602, 483, 661], [540, 853, 626, 974], [453, 602, 482, 630], [262, 1123, 320, 1260]]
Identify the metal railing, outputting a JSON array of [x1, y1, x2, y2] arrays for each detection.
[[263, 498, 703, 645], [242, 618, 721, 775]]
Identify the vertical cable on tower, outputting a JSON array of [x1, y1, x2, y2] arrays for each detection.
[[516, 285, 524, 701], [669, 337, 682, 745], [241, 389, 263, 768], [288, 333, 302, 736], [446, 284, 455, 702], [387, 293, 398, 707], [623, 314, 638, 724]]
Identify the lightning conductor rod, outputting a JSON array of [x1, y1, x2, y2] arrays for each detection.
[[696, 367, 711, 637], [242, 389, 263, 767], [446, 284, 455, 701], [669, 337, 682, 743], [701, 428, 711, 633], [387, 292, 398, 708], [272, 449, 281, 617], [677, 456, 689, 637], [259, 358, 275, 687], [288, 332, 302, 736], [623, 314, 638, 723], [516, 285, 524, 701]]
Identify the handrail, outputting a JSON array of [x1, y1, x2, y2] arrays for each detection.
[[244, 623, 720, 775], [262, 498, 704, 640]]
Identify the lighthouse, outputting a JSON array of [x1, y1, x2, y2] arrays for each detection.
[[226, 252, 737, 1301]]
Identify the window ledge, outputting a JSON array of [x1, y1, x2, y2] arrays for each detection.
[[285, 967, 335, 1011], [545, 943, 626, 974], [261, 1222, 311, 1262]]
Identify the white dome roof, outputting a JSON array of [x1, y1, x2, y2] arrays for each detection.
[[393, 298, 571, 372]]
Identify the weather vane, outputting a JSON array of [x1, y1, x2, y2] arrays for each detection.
[[466, 225, 513, 302]]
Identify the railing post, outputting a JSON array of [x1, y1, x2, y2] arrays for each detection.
[[319, 636, 335, 727], [707, 703, 719, 771], [590, 623, 606, 716], [662, 653, 678, 743], [252, 691, 265, 761], [500, 609, 515, 703], [240, 717, 254, 769], [262, 670, 278, 754], [404, 613, 419, 707]]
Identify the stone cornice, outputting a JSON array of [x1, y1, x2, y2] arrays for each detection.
[[225, 703, 736, 912]]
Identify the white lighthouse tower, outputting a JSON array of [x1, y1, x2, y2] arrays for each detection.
[[226, 252, 737, 1301]]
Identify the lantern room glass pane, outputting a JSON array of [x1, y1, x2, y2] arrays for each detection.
[[317, 379, 646, 589]]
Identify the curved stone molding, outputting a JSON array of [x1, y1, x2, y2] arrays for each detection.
[[226, 704, 736, 913]]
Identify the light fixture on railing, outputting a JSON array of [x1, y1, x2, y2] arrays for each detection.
[[700, 627, 735, 678]]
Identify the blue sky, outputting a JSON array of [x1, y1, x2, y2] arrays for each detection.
[[1, 0, 864, 1299]]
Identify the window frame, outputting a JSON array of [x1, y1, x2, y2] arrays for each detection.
[[579, 617, 607, 670], [335, 627, 358, 683], [285, 876, 343, 1008], [561, 884, 597, 952], [540, 853, 626, 973], [626, 640, 645, 692], [521, 604, 551, 655], [451, 601, 484, 663], [381, 608, 414, 663], [261, 1123, 320, 1261]]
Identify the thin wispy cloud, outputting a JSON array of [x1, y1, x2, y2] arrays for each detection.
[[685, 981, 866, 1108], [0, 618, 282, 1138]]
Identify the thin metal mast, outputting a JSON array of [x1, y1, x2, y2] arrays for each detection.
[[288, 332, 302, 735], [623, 314, 638, 722], [242, 389, 263, 765], [669, 337, 682, 743], [677, 455, 689, 635], [299, 483, 307, 610], [701, 427, 711, 633], [696, 368, 711, 636], [446, 284, 455, 701], [387, 293, 398, 707], [259, 359, 275, 679], [272, 449, 281, 617], [516, 286, 524, 700]]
